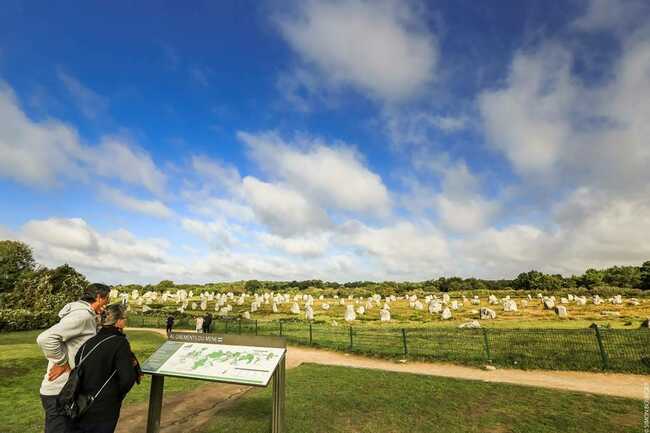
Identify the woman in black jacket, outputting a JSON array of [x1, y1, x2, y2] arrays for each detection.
[[72, 303, 141, 433]]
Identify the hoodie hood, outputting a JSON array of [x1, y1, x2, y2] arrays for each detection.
[[58, 300, 95, 319]]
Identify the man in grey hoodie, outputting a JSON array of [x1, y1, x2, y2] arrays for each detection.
[[36, 283, 111, 433]]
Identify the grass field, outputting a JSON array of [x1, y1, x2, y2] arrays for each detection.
[[204, 363, 644, 433], [128, 293, 650, 329], [0, 330, 204, 433]]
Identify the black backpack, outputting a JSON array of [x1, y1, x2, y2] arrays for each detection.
[[58, 335, 117, 420]]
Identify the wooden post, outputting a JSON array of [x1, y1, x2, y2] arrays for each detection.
[[349, 326, 353, 349], [271, 354, 286, 433], [593, 324, 609, 370], [401, 328, 408, 356], [482, 328, 491, 361], [279, 321, 283, 337], [309, 322, 313, 345], [255, 320, 258, 336], [146, 375, 165, 433]]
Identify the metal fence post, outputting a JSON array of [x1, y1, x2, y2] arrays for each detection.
[[255, 320, 258, 336], [482, 328, 492, 361], [401, 328, 408, 356], [238, 320, 242, 335], [309, 322, 313, 345], [349, 326, 354, 350], [592, 324, 609, 370], [279, 321, 283, 337]]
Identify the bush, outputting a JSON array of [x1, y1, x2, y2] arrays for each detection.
[[0, 309, 59, 332]]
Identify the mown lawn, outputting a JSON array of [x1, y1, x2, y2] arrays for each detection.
[[0, 330, 203, 433], [205, 363, 644, 433]]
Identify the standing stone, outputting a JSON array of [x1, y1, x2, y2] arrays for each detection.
[[441, 307, 452, 320], [356, 305, 366, 315], [242, 311, 251, 320], [290, 302, 301, 314], [471, 296, 481, 305], [305, 306, 314, 321], [543, 298, 555, 310], [344, 304, 356, 322], [429, 301, 442, 314], [321, 303, 331, 310], [480, 308, 497, 320], [488, 295, 499, 305], [458, 320, 481, 329], [555, 306, 568, 318], [272, 302, 279, 313], [380, 309, 391, 322], [503, 299, 518, 312]]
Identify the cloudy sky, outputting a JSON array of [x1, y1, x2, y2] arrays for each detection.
[[1, 0, 649, 284]]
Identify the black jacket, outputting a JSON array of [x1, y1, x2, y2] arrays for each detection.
[[73, 326, 137, 422]]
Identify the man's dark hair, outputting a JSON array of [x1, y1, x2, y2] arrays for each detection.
[[81, 283, 111, 303]]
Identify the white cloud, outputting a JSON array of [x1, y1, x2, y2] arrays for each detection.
[[57, 69, 108, 120], [259, 232, 330, 257], [339, 220, 449, 278], [478, 33, 650, 194], [100, 186, 174, 219], [0, 81, 167, 196], [239, 131, 391, 215], [190, 155, 242, 195], [87, 138, 167, 196], [275, 0, 437, 103], [572, 0, 649, 32], [0, 83, 86, 187], [180, 218, 239, 249], [242, 176, 331, 236]]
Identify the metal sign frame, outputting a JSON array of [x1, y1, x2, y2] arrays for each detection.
[[143, 332, 287, 433]]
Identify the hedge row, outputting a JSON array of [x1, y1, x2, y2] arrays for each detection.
[[0, 309, 59, 332]]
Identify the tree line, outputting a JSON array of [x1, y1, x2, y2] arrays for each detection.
[[1, 240, 649, 310]]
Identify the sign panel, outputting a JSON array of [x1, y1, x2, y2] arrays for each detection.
[[141, 337, 286, 386]]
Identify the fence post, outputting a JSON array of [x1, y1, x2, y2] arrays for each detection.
[[309, 322, 313, 345], [279, 321, 283, 337], [592, 324, 609, 370], [482, 328, 492, 361], [255, 320, 258, 336], [401, 328, 408, 356], [349, 326, 354, 350], [238, 320, 242, 335]]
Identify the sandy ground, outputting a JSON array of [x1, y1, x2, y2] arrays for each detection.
[[117, 327, 649, 433]]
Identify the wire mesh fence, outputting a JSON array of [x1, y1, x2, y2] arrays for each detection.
[[129, 315, 650, 373]]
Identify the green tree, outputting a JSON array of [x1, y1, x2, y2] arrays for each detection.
[[7, 264, 88, 311], [579, 268, 605, 289], [0, 240, 36, 295], [245, 279, 263, 293], [157, 280, 175, 289], [640, 261, 650, 290]]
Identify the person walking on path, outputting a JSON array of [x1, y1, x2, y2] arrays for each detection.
[[202, 313, 212, 333], [36, 283, 110, 433], [166, 315, 175, 336], [195, 316, 204, 333], [72, 303, 141, 433]]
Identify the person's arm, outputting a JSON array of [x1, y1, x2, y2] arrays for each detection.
[[36, 316, 88, 380], [114, 340, 138, 397]]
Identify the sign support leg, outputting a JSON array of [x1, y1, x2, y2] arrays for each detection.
[[146, 375, 165, 433], [271, 354, 286, 433]]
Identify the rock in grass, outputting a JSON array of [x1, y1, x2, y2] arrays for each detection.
[[543, 298, 555, 310], [380, 309, 391, 322], [441, 307, 452, 320], [555, 305, 568, 318], [458, 320, 481, 329], [484, 365, 497, 371], [480, 307, 497, 320]]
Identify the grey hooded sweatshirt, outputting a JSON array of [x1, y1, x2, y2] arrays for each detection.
[[36, 300, 98, 396]]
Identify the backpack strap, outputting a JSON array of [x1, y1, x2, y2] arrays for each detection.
[[78, 335, 118, 366], [93, 369, 117, 400]]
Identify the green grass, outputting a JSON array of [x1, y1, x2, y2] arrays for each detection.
[[0, 330, 204, 433], [205, 363, 644, 433]]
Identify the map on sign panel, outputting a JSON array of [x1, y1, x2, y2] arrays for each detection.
[[145, 342, 285, 386]]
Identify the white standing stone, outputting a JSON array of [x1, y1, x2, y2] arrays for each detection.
[[290, 302, 301, 314], [555, 305, 568, 318], [344, 304, 356, 322], [480, 307, 497, 320], [380, 309, 391, 321], [441, 307, 452, 320]]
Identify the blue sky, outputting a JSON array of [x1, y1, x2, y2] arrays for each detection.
[[1, 0, 649, 284]]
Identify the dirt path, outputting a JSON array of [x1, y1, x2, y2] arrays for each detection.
[[118, 327, 649, 433]]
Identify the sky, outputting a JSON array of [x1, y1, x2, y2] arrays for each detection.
[[1, 0, 650, 284]]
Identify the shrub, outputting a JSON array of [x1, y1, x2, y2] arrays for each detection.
[[0, 309, 59, 332]]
